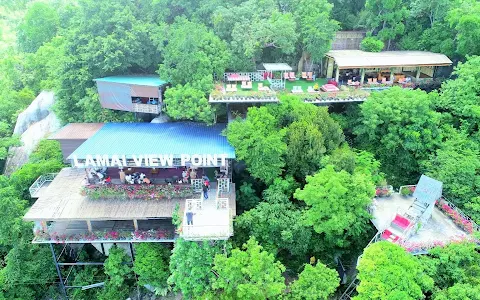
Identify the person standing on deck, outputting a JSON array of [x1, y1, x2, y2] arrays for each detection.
[[186, 211, 195, 225], [203, 183, 209, 200]]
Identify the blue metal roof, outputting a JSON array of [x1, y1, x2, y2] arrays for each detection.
[[413, 175, 443, 206], [94, 75, 167, 87], [67, 122, 235, 160]]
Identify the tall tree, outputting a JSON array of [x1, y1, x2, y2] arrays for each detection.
[[17, 2, 59, 53], [103, 246, 133, 288], [364, 0, 409, 49], [158, 17, 230, 91], [163, 84, 215, 123], [289, 262, 339, 300], [212, 237, 286, 299], [168, 239, 224, 299], [294, 0, 339, 72], [294, 165, 374, 248], [355, 242, 434, 300], [354, 87, 442, 185], [134, 243, 170, 296], [447, 0, 480, 57], [235, 201, 312, 259], [227, 106, 287, 185]]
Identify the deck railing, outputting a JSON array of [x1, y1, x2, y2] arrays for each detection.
[[29, 173, 58, 198], [132, 103, 160, 114]]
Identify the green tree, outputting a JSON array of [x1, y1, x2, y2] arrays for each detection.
[[447, 0, 480, 57], [355, 242, 434, 300], [163, 84, 215, 123], [354, 87, 442, 185], [17, 2, 59, 53], [422, 129, 480, 208], [364, 0, 409, 49], [360, 36, 384, 52], [294, 165, 374, 248], [289, 262, 339, 300], [434, 283, 480, 300], [438, 56, 480, 133], [236, 182, 261, 211], [419, 242, 480, 291], [235, 201, 312, 259], [168, 239, 223, 299], [212, 237, 286, 299], [134, 243, 170, 295], [55, 0, 159, 123], [103, 246, 133, 288], [158, 17, 230, 90], [227, 106, 287, 184], [294, 0, 339, 71]]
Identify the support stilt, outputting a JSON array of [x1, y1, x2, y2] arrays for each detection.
[[50, 243, 68, 299]]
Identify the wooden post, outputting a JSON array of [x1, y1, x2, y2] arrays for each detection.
[[416, 67, 421, 81], [87, 220, 92, 232], [335, 67, 340, 83], [360, 68, 365, 85], [133, 219, 138, 231]]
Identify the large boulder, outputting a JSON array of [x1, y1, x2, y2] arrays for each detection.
[[4, 91, 61, 175]]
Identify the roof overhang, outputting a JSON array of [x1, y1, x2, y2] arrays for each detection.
[[326, 50, 453, 69], [262, 63, 293, 71]]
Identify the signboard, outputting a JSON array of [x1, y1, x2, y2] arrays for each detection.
[[71, 154, 229, 168]]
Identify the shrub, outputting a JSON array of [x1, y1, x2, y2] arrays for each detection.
[[360, 37, 384, 52]]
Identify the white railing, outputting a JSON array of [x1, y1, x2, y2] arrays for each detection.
[[182, 224, 232, 240], [267, 78, 285, 90], [191, 179, 204, 193], [217, 178, 230, 192], [223, 71, 265, 82], [438, 197, 480, 232], [29, 173, 58, 198], [132, 103, 160, 114], [186, 198, 203, 211]]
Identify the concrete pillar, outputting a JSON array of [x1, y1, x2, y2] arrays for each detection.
[[133, 219, 138, 231], [390, 69, 395, 83], [416, 67, 421, 81], [360, 68, 365, 85], [335, 67, 340, 83], [87, 220, 92, 232]]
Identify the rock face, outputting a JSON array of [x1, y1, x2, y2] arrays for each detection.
[[4, 91, 61, 175]]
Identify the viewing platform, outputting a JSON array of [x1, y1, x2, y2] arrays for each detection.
[[25, 168, 236, 244]]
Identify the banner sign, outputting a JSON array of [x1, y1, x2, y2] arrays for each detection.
[[71, 154, 229, 168]]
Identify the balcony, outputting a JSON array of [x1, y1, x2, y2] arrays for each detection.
[[29, 173, 58, 198], [181, 179, 235, 240], [132, 103, 161, 114], [33, 219, 176, 244]]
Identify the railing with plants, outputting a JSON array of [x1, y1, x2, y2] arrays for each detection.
[[399, 185, 416, 196], [182, 224, 232, 240], [375, 185, 394, 197], [34, 228, 175, 243], [436, 197, 479, 234], [400, 235, 479, 254], [29, 173, 58, 198], [301, 89, 370, 103], [209, 89, 278, 102], [82, 184, 195, 201]]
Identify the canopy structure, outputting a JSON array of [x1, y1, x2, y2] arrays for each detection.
[[325, 50, 452, 83], [67, 122, 236, 162], [262, 63, 293, 72], [413, 175, 443, 207], [326, 50, 452, 69], [262, 63, 293, 90]]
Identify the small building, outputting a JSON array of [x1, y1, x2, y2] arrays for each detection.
[[94, 75, 168, 114], [324, 50, 453, 84], [48, 123, 104, 162]]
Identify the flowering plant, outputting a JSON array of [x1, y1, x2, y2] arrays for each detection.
[[375, 186, 392, 197], [82, 184, 194, 201], [436, 199, 474, 234], [34, 229, 173, 243], [400, 186, 415, 196]]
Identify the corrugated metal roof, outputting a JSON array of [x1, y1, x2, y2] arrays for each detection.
[[326, 50, 453, 69], [68, 122, 235, 160], [94, 75, 167, 87], [263, 63, 293, 71], [413, 175, 443, 206], [49, 123, 105, 140]]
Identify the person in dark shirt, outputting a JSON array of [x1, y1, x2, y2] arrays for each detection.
[[203, 184, 209, 200]]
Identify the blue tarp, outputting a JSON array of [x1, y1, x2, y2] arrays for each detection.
[[94, 75, 167, 87], [68, 122, 235, 160]]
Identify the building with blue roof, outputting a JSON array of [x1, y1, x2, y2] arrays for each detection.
[[94, 75, 169, 114]]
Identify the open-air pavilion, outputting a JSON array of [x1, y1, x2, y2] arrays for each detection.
[[325, 50, 453, 85], [262, 63, 293, 90]]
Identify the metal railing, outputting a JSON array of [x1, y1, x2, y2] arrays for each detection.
[[438, 197, 480, 232], [182, 224, 232, 240], [29, 173, 58, 198]]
